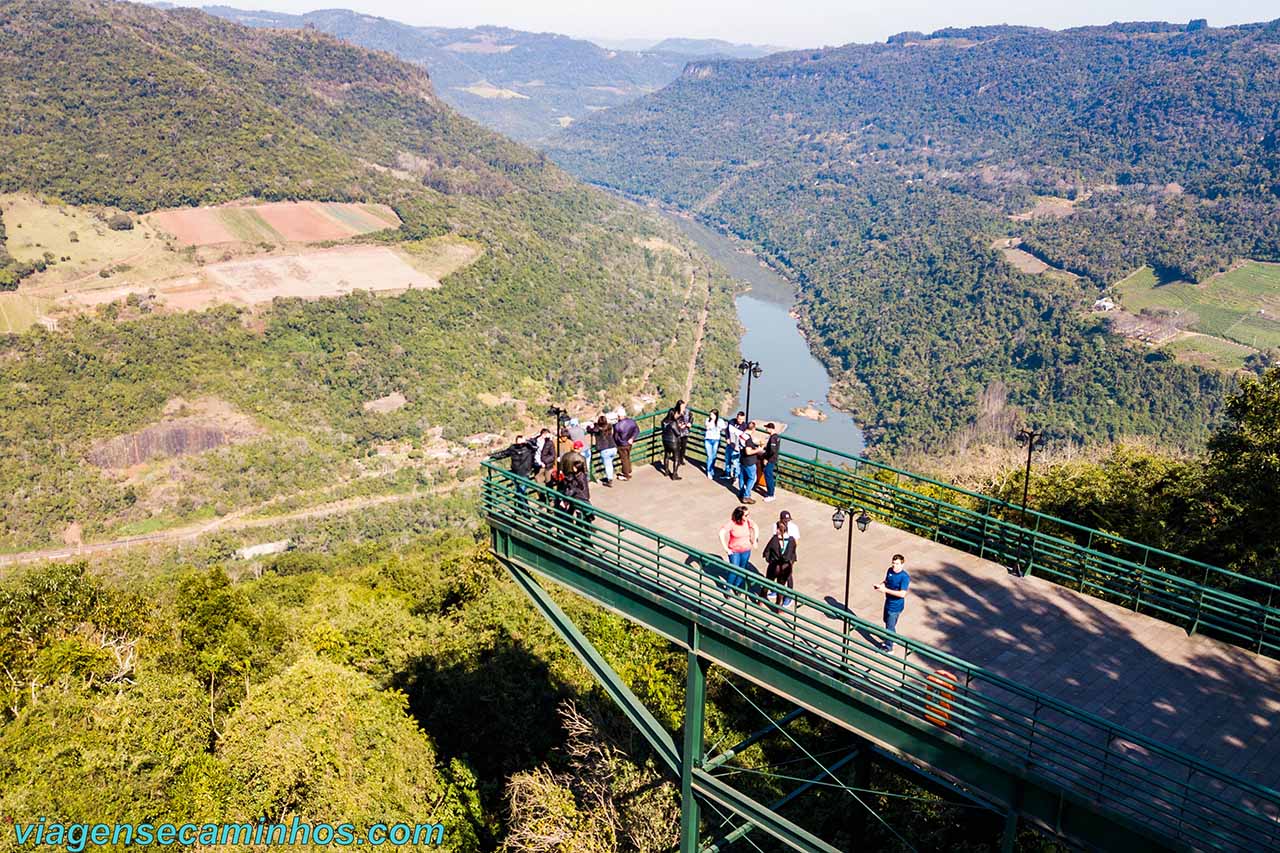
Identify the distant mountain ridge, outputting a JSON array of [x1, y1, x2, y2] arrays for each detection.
[[551, 19, 1280, 453], [201, 6, 778, 142]]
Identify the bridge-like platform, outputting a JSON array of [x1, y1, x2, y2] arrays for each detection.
[[484, 411, 1280, 852], [591, 463, 1280, 787]]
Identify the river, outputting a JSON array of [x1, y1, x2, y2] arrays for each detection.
[[670, 216, 866, 459]]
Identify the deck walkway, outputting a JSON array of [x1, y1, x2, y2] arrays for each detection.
[[589, 463, 1280, 791]]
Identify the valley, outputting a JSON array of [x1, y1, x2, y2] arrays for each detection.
[[1, 4, 1279, 852]]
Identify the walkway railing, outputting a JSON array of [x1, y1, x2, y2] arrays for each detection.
[[482, 462, 1280, 852], [617, 406, 1280, 659]]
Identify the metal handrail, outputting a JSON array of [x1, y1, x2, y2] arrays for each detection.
[[481, 463, 1280, 851]]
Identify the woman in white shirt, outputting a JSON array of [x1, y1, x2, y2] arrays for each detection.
[[704, 409, 726, 479]]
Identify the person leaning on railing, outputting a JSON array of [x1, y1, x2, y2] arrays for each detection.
[[489, 434, 537, 504]]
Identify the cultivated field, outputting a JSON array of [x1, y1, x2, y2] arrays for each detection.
[[147, 201, 401, 246], [1115, 262, 1280, 355], [0, 196, 474, 330], [1164, 333, 1258, 373], [68, 244, 468, 312]]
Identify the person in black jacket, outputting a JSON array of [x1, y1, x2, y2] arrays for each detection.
[[762, 520, 797, 608], [555, 454, 593, 545], [661, 408, 683, 480], [490, 435, 536, 505], [761, 422, 782, 502]]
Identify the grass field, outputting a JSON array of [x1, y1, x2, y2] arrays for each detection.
[[1164, 334, 1258, 373], [0, 292, 53, 333], [1115, 262, 1280, 353]]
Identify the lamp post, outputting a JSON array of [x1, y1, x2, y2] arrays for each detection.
[[1014, 427, 1046, 577], [548, 405, 568, 459], [737, 359, 763, 423], [1015, 427, 1047, 526], [832, 506, 872, 633]]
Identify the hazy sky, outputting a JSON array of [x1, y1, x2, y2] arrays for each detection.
[[179, 0, 1279, 48]]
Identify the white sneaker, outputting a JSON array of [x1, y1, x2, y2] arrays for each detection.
[[706, 471, 713, 479], [763, 496, 775, 503]]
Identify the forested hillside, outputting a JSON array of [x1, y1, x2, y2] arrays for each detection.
[[204, 6, 702, 143], [552, 20, 1280, 455], [0, 0, 739, 550]]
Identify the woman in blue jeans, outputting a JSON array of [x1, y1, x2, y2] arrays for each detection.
[[703, 409, 725, 479], [718, 505, 758, 590]]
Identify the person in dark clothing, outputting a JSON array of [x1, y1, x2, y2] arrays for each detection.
[[761, 422, 782, 502], [490, 435, 536, 504], [738, 423, 765, 503], [661, 408, 683, 480], [587, 415, 618, 487], [673, 400, 692, 470], [762, 520, 797, 608], [613, 411, 639, 480], [533, 428, 556, 483], [556, 455, 593, 546]]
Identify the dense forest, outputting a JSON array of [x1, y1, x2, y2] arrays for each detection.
[[0, 525, 1033, 852], [980, 367, 1280, 584], [0, 0, 739, 551], [551, 20, 1280, 455]]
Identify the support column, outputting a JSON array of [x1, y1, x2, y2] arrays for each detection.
[[681, 650, 709, 852], [1000, 810, 1019, 853]]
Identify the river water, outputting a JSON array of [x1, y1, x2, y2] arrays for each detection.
[[671, 216, 866, 459]]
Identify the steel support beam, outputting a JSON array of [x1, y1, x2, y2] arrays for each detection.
[[703, 707, 807, 772], [501, 557, 680, 775], [691, 769, 844, 853], [702, 749, 862, 853], [682, 645, 709, 852]]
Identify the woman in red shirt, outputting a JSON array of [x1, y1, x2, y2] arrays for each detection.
[[718, 505, 758, 590]]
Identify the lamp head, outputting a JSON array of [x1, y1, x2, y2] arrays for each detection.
[[856, 510, 871, 533], [831, 507, 845, 531], [751, 366, 763, 379]]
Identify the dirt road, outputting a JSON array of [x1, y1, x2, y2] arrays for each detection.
[[0, 482, 473, 569]]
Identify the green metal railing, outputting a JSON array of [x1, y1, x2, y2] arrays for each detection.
[[482, 462, 1280, 852], [620, 406, 1280, 659]]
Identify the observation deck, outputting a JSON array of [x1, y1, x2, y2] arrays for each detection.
[[483, 408, 1280, 851]]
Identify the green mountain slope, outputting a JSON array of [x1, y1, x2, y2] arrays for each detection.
[[0, 0, 739, 550], [202, 6, 701, 143], [552, 21, 1280, 455]]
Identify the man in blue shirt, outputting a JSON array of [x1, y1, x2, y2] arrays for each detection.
[[873, 553, 910, 652]]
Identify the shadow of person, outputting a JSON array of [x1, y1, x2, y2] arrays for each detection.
[[823, 594, 883, 649]]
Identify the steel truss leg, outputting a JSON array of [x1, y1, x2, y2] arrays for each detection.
[[682, 649, 709, 852]]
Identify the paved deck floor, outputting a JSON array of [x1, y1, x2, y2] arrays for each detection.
[[588, 462, 1280, 790]]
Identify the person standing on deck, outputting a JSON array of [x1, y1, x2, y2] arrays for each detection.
[[613, 410, 638, 481], [704, 408, 726, 480], [718, 505, 758, 590], [873, 554, 910, 652], [673, 400, 692, 472], [533, 428, 555, 483], [738, 422, 765, 504], [778, 510, 799, 542], [761, 422, 782, 502], [588, 415, 618, 487], [762, 520, 797, 608], [661, 408, 683, 480], [724, 411, 746, 484]]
